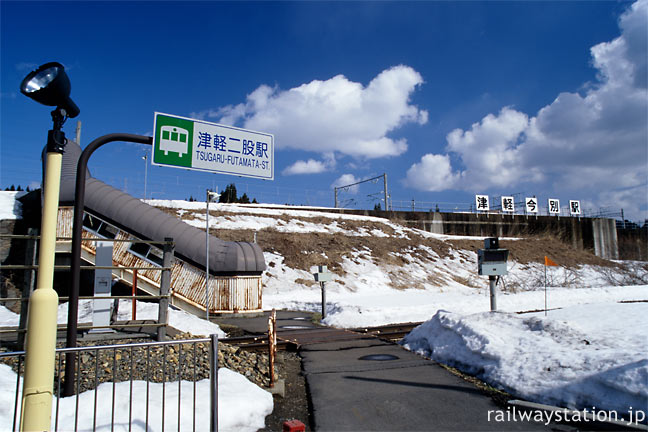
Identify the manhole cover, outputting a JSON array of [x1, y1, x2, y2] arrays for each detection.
[[359, 354, 400, 361], [280, 325, 312, 329]]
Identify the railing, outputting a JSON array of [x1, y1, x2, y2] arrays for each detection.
[[0, 335, 219, 431], [0, 233, 173, 348]]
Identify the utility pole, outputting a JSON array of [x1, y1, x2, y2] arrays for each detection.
[[205, 188, 219, 321], [75, 120, 81, 145]]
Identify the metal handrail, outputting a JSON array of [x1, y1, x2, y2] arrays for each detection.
[[0, 322, 168, 334], [0, 264, 171, 270], [0, 294, 170, 302], [0, 234, 174, 245], [0, 335, 218, 431]]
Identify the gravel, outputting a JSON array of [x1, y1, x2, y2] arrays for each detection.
[[1, 333, 280, 395]]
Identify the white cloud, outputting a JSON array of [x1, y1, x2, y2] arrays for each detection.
[[405, 154, 458, 192], [406, 0, 648, 220], [282, 152, 336, 176], [282, 159, 328, 175], [332, 174, 361, 194], [210, 65, 427, 159]]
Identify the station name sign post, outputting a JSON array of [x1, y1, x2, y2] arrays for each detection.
[[152, 112, 274, 180]]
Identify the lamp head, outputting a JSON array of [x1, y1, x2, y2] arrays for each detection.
[[20, 62, 80, 118]]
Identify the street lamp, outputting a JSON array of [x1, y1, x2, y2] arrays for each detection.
[[19, 61, 79, 431], [21, 62, 80, 119]]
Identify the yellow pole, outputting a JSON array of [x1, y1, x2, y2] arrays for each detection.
[[20, 151, 62, 431]]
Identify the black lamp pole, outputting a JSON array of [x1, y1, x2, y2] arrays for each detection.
[[63, 133, 152, 396]]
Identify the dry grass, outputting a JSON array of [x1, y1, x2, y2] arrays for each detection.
[[155, 205, 628, 291]]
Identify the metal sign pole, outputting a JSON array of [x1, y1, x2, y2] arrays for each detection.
[[205, 190, 210, 321], [544, 263, 548, 316], [489, 275, 497, 311], [321, 281, 327, 319]]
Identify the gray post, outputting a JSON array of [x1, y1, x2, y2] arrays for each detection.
[[158, 237, 173, 341], [143, 155, 148, 200], [489, 276, 497, 311], [18, 228, 38, 350], [75, 120, 81, 146], [210, 333, 219, 432], [334, 187, 338, 208], [320, 281, 326, 319]]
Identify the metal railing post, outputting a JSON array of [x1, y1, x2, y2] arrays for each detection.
[[268, 309, 276, 388], [158, 237, 173, 342], [210, 334, 219, 432]]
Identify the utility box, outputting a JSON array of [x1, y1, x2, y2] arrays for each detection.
[[478, 238, 509, 276], [313, 265, 332, 282]]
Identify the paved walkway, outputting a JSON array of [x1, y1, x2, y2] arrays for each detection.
[[215, 311, 554, 431]]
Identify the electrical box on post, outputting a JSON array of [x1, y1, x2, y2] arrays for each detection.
[[478, 237, 509, 276], [313, 265, 332, 282]]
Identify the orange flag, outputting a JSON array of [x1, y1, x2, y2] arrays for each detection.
[[544, 256, 558, 267]]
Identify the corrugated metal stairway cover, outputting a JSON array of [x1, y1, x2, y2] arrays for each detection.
[[57, 141, 265, 274]]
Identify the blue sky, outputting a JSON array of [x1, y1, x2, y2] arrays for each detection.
[[1, 1, 646, 220]]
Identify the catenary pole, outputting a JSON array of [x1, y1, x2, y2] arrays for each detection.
[[384, 173, 388, 211]]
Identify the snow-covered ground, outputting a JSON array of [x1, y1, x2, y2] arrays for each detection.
[[402, 302, 648, 421], [2, 194, 647, 427], [0, 300, 270, 431], [0, 364, 272, 431]]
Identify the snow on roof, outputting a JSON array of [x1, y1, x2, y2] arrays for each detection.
[[0, 191, 26, 220]]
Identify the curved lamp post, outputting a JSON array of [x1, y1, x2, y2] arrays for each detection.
[[64, 133, 151, 396], [19, 62, 79, 431]]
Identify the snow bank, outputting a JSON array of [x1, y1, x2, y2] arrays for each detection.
[[0, 364, 272, 431], [401, 302, 648, 415], [0, 191, 25, 220]]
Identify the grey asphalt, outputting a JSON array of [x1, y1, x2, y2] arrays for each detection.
[[214, 311, 557, 432], [300, 338, 552, 432]]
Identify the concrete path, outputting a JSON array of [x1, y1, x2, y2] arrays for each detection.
[[215, 311, 556, 431]]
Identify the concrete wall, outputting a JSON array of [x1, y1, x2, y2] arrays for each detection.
[[617, 227, 648, 261], [591, 218, 619, 260], [326, 208, 618, 259]]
